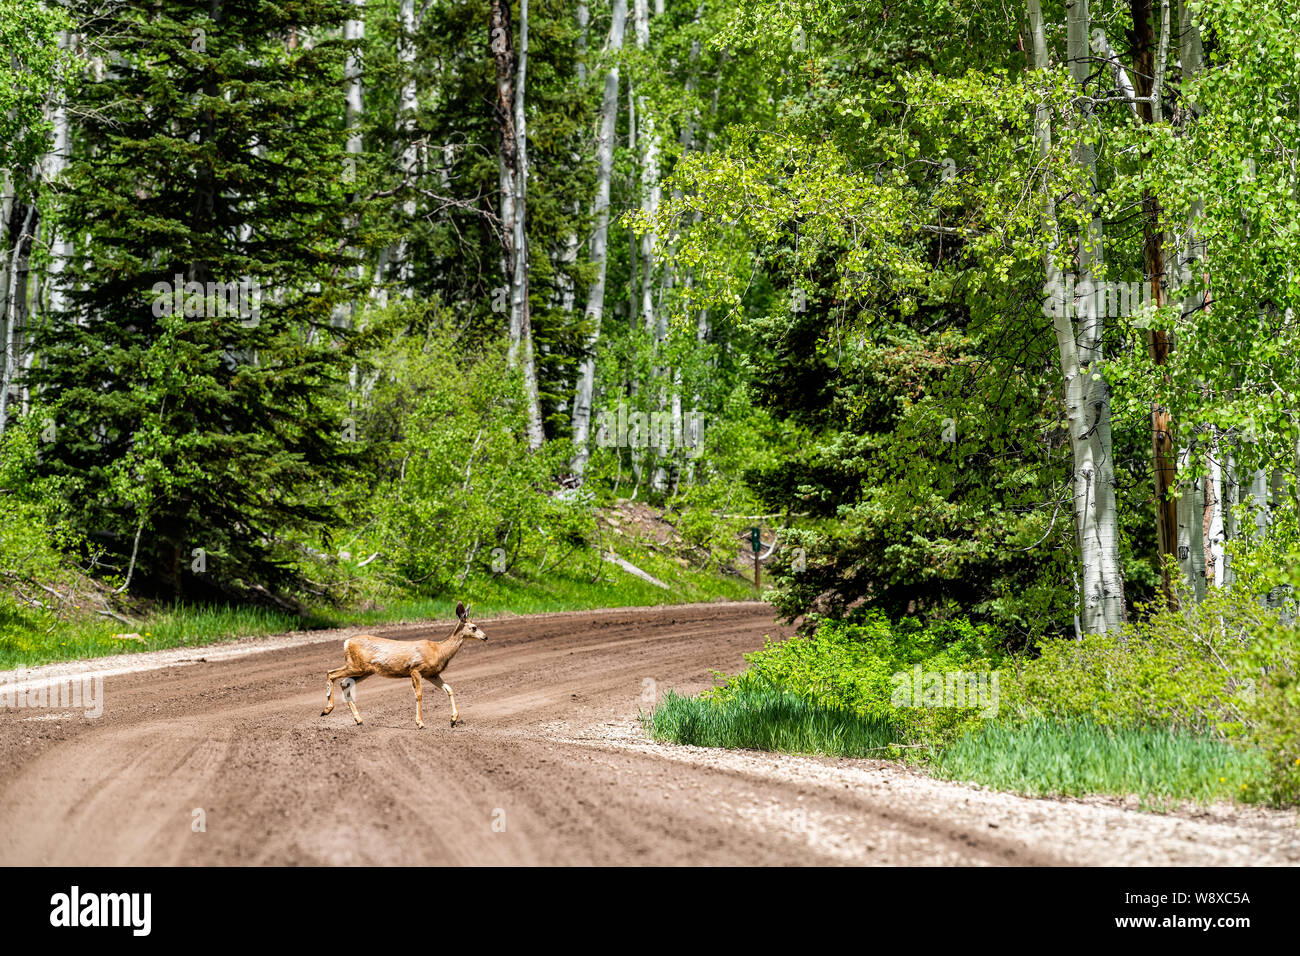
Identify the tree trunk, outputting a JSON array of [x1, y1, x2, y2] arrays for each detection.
[[1032, 0, 1126, 635], [1177, 439, 1207, 602], [491, 0, 544, 450], [1127, 0, 1182, 605], [336, 1, 364, 326], [633, 0, 660, 342], [1173, 0, 1210, 598], [1222, 447, 1238, 588], [1206, 428, 1226, 588], [571, 0, 627, 479], [0, 201, 36, 438], [393, 0, 420, 293]]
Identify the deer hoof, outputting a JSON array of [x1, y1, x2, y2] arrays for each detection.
[[417, 721, 425, 729], [450, 718, 458, 727]]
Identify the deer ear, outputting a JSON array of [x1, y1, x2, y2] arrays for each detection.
[[456, 601, 466, 621]]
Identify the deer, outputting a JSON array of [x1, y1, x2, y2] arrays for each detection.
[[321, 601, 487, 729]]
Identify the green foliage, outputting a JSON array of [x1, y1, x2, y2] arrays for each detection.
[[360, 320, 590, 593], [1133, 585, 1300, 806], [999, 629, 1246, 734], [0, 0, 68, 181], [705, 613, 1005, 747], [0, 409, 85, 582], [932, 718, 1268, 806], [642, 687, 903, 758], [998, 579, 1299, 804], [0, 412, 96, 663]]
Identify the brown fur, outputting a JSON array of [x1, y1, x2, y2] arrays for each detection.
[[321, 601, 487, 728]]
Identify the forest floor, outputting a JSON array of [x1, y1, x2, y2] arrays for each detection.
[[1, 601, 1296, 865]]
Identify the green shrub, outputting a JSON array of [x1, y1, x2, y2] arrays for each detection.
[[0, 411, 87, 581], [0, 413, 97, 660], [999, 630, 1243, 733], [363, 329, 594, 593], [1002, 584, 1298, 804], [705, 613, 1005, 746]]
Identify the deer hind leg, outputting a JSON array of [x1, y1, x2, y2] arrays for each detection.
[[410, 671, 425, 729], [429, 674, 460, 727], [324, 665, 368, 725]]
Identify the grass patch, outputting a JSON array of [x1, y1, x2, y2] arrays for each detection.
[[642, 686, 904, 757], [0, 546, 755, 670], [930, 718, 1270, 806]]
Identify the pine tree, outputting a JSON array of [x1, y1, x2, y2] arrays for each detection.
[[31, 0, 371, 598]]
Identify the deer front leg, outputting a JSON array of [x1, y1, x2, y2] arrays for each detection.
[[430, 674, 460, 727], [323, 664, 361, 718], [411, 671, 424, 729]]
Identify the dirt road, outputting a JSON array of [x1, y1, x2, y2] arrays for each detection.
[[1, 602, 1296, 865]]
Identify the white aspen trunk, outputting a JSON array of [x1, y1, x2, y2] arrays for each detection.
[[345, 6, 364, 157], [626, 81, 638, 328], [551, 2, 591, 348], [634, 1, 660, 342], [633, 0, 664, 492], [1032, 0, 1126, 635], [624, 35, 642, 486], [1152, 0, 1170, 123], [7, 32, 74, 428], [1249, 467, 1271, 541], [45, 60, 70, 320], [0, 203, 35, 438], [393, 0, 420, 293], [1069, 0, 1125, 633], [1176, 0, 1210, 598], [1178, 0, 1205, 93], [0, 175, 13, 429], [1091, 30, 1140, 121], [570, 0, 627, 479], [514, 0, 544, 450], [668, 369, 682, 488], [509, 2, 529, 355], [1222, 446, 1238, 588], [1176, 441, 1207, 602], [336, 2, 364, 328], [489, 0, 542, 449], [654, 10, 703, 490], [1206, 429, 1225, 588]]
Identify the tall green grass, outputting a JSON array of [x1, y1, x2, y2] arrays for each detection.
[[642, 687, 904, 757], [930, 718, 1269, 806]]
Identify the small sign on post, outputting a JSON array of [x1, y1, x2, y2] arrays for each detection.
[[750, 525, 762, 590]]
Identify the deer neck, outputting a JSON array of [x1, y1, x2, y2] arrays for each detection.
[[441, 624, 467, 660]]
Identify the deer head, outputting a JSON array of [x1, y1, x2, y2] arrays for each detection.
[[456, 601, 487, 642]]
